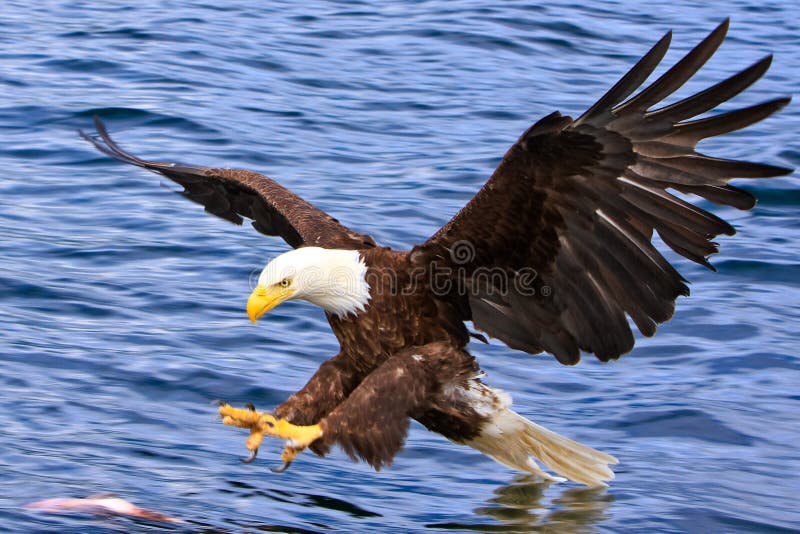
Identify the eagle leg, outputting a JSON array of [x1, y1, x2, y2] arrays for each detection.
[[217, 402, 322, 467]]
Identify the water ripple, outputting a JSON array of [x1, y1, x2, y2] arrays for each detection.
[[1, 1, 798, 533]]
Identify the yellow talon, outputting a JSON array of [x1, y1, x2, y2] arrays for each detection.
[[245, 427, 266, 452], [258, 414, 323, 448], [281, 446, 303, 464], [217, 402, 323, 465], [219, 404, 263, 427]]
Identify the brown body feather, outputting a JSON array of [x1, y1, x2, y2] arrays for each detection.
[[82, 20, 791, 479]]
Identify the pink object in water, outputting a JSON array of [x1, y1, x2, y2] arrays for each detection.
[[25, 494, 184, 523]]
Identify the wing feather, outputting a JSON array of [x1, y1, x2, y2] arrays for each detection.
[[81, 117, 376, 250], [613, 19, 730, 114], [413, 22, 791, 364]]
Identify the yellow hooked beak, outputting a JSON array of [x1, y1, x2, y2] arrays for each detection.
[[247, 285, 293, 324]]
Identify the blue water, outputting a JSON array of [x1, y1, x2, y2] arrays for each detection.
[[1, 1, 799, 532]]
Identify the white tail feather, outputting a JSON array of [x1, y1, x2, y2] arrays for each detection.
[[466, 408, 618, 486]]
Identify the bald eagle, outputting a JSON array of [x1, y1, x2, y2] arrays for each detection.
[[81, 20, 791, 486]]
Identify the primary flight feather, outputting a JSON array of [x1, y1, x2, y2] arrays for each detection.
[[81, 20, 791, 486]]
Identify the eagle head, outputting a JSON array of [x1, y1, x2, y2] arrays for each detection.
[[248, 247, 370, 322]]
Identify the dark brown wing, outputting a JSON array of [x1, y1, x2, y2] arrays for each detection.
[[412, 20, 792, 365], [80, 117, 377, 250]]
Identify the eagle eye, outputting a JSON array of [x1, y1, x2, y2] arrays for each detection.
[[279, 278, 291, 288]]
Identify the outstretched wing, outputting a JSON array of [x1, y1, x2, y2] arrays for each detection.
[[80, 117, 377, 250], [412, 20, 791, 365]]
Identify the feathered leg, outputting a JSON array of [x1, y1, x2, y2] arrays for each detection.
[[314, 348, 448, 469], [274, 352, 363, 425], [217, 352, 362, 467], [229, 342, 477, 471]]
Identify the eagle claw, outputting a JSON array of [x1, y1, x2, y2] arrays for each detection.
[[271, 461, 292, 473], [241, 448, 259, 464], [217, 402, 323, 469]]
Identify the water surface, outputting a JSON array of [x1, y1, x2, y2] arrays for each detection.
[[1, 1, 798, 532]]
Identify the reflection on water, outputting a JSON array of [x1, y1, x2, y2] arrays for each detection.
[[223, 479, 381, 519], [429, 475, 613, 532]]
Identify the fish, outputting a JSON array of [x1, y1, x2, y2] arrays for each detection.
[[25, 494, 184, 523]]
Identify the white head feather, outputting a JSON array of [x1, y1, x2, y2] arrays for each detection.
[[257, 247, 370, 318]]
